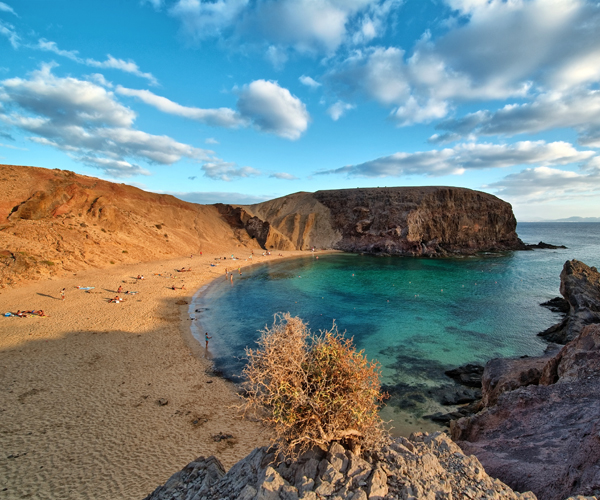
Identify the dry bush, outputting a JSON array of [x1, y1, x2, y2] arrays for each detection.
[[241, 313, 387, 458]]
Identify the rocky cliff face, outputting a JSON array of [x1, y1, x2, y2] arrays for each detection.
[[452, 260, 600, 500], [242, 186, 524, 256], [145, 432, 537, 500]]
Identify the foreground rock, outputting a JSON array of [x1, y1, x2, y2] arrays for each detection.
[[539, 260, 600, 343], [145, 432, 537, 500], [242, 186, 526, 256], [453, 324, 600, 500]]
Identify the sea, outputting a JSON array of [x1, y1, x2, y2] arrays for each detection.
[[190, 222, 600, 435]]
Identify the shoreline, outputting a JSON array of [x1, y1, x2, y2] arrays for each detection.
[[0, 250, 310, 500]]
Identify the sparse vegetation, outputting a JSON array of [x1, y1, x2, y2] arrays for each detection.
[[41, 260, 55, 266], [241, 313, 386, 458]]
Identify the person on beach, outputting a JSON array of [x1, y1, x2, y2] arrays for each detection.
[[60, 288, 65, 301], [117, 285, 123, 293], [205, 332, 212, 349], [238, 267, 241, 275]]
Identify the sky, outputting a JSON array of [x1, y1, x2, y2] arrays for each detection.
[[1, 0, 600, 221]]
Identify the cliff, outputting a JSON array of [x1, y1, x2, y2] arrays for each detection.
[[452, 260, 600, 500], [243, 186, 525, 256], [145, 432, 538, 500], [0, 164, 261, 286], [1, 166, 525, 286]]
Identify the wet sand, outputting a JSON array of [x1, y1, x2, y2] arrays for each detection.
[[0, 250, 307, 499]]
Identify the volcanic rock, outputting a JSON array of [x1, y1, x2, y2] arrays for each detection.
[[243, 186, 525, 256], [145, 433, 537, 500], [539, 260, 600, 343], [453, 323, 600, 499]]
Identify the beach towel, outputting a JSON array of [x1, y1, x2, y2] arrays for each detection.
[[78, 287, 95, 290]]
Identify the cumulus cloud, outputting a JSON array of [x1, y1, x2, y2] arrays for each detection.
[[201, 160, 261, 181], [168, 0, 395, 54], [36, 39, 158, 85], [270, 172, 298, 180], [0, 64, 217, 177], [169, 0, 249, 41], [432, 89, 600, 146], [327, 100, 355, 121], [117, 80, 310, 139], [117, 86, 246, 128], [237, 79, 309, 139], [328, 0, 600, 125], [322, 141, 595, 178], [299, 75, 321, 89], [488, 163, 600, 203]]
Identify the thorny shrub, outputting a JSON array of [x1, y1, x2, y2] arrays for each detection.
[[241, 313, 387, 458]]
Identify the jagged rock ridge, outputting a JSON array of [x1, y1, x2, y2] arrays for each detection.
[[243, 186, 525, 256], [145, 432, 537, 500]]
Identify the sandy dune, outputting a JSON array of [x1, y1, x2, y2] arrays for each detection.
[[0, 250, 308, 499]]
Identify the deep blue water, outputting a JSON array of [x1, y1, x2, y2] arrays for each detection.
[[190, 222, 600, 434]]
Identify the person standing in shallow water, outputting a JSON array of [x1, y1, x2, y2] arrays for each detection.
[[205, 332, 212, 349]]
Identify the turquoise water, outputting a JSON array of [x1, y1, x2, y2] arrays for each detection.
[[191, 222, 600, 434]]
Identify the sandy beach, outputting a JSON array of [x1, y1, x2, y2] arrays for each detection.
[[0, 250, 308, 500]]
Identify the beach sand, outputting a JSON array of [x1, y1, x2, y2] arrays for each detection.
[[0, 250, 307, 500]]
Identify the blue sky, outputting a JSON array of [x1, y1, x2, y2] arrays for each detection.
[[1, 0, 600, 220]]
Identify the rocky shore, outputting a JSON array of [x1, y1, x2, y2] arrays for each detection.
[[452, 260, 600, 500]]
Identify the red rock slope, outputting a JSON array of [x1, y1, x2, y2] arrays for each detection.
[[0, 164, 259, 286]]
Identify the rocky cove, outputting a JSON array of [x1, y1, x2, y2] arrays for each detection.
[[146, 259, 600, 500]]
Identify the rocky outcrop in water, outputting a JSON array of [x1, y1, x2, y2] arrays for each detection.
[[539, 260, 600, 344], [239, 186, 525, 256], [144, 432, 538, 500], [452, 260, 600, 500]]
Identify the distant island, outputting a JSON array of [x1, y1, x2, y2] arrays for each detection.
[[521, 216, 600, 222]]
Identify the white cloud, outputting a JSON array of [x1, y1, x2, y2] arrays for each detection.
[[86, 55, 158, 86], [322, 140, 595, 177], [432, 89, 600, 146], [205, 137, 219, 144], [169, 0, 250, 41], [328, 0, 600, 126], [36, 39, 158, 85], [85, 73, 114, 88], [79, 156, 150, 178], [168, 0, 395, 54], [327, 100, 355, 121], [117, 81, 309, 139], [3, 63, 136, 127], [299, 75, 321, 88], [201, 160, 261, 181], [270, 172, 298, 180], [0, 2, 16, 15], [0, 64, 218, 178], [237, 79, 309, 140], [265, 45, 288, 69], [116, 86, 246, 128], [0, 20, 19, 48], [488, 164, 600, 203]]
